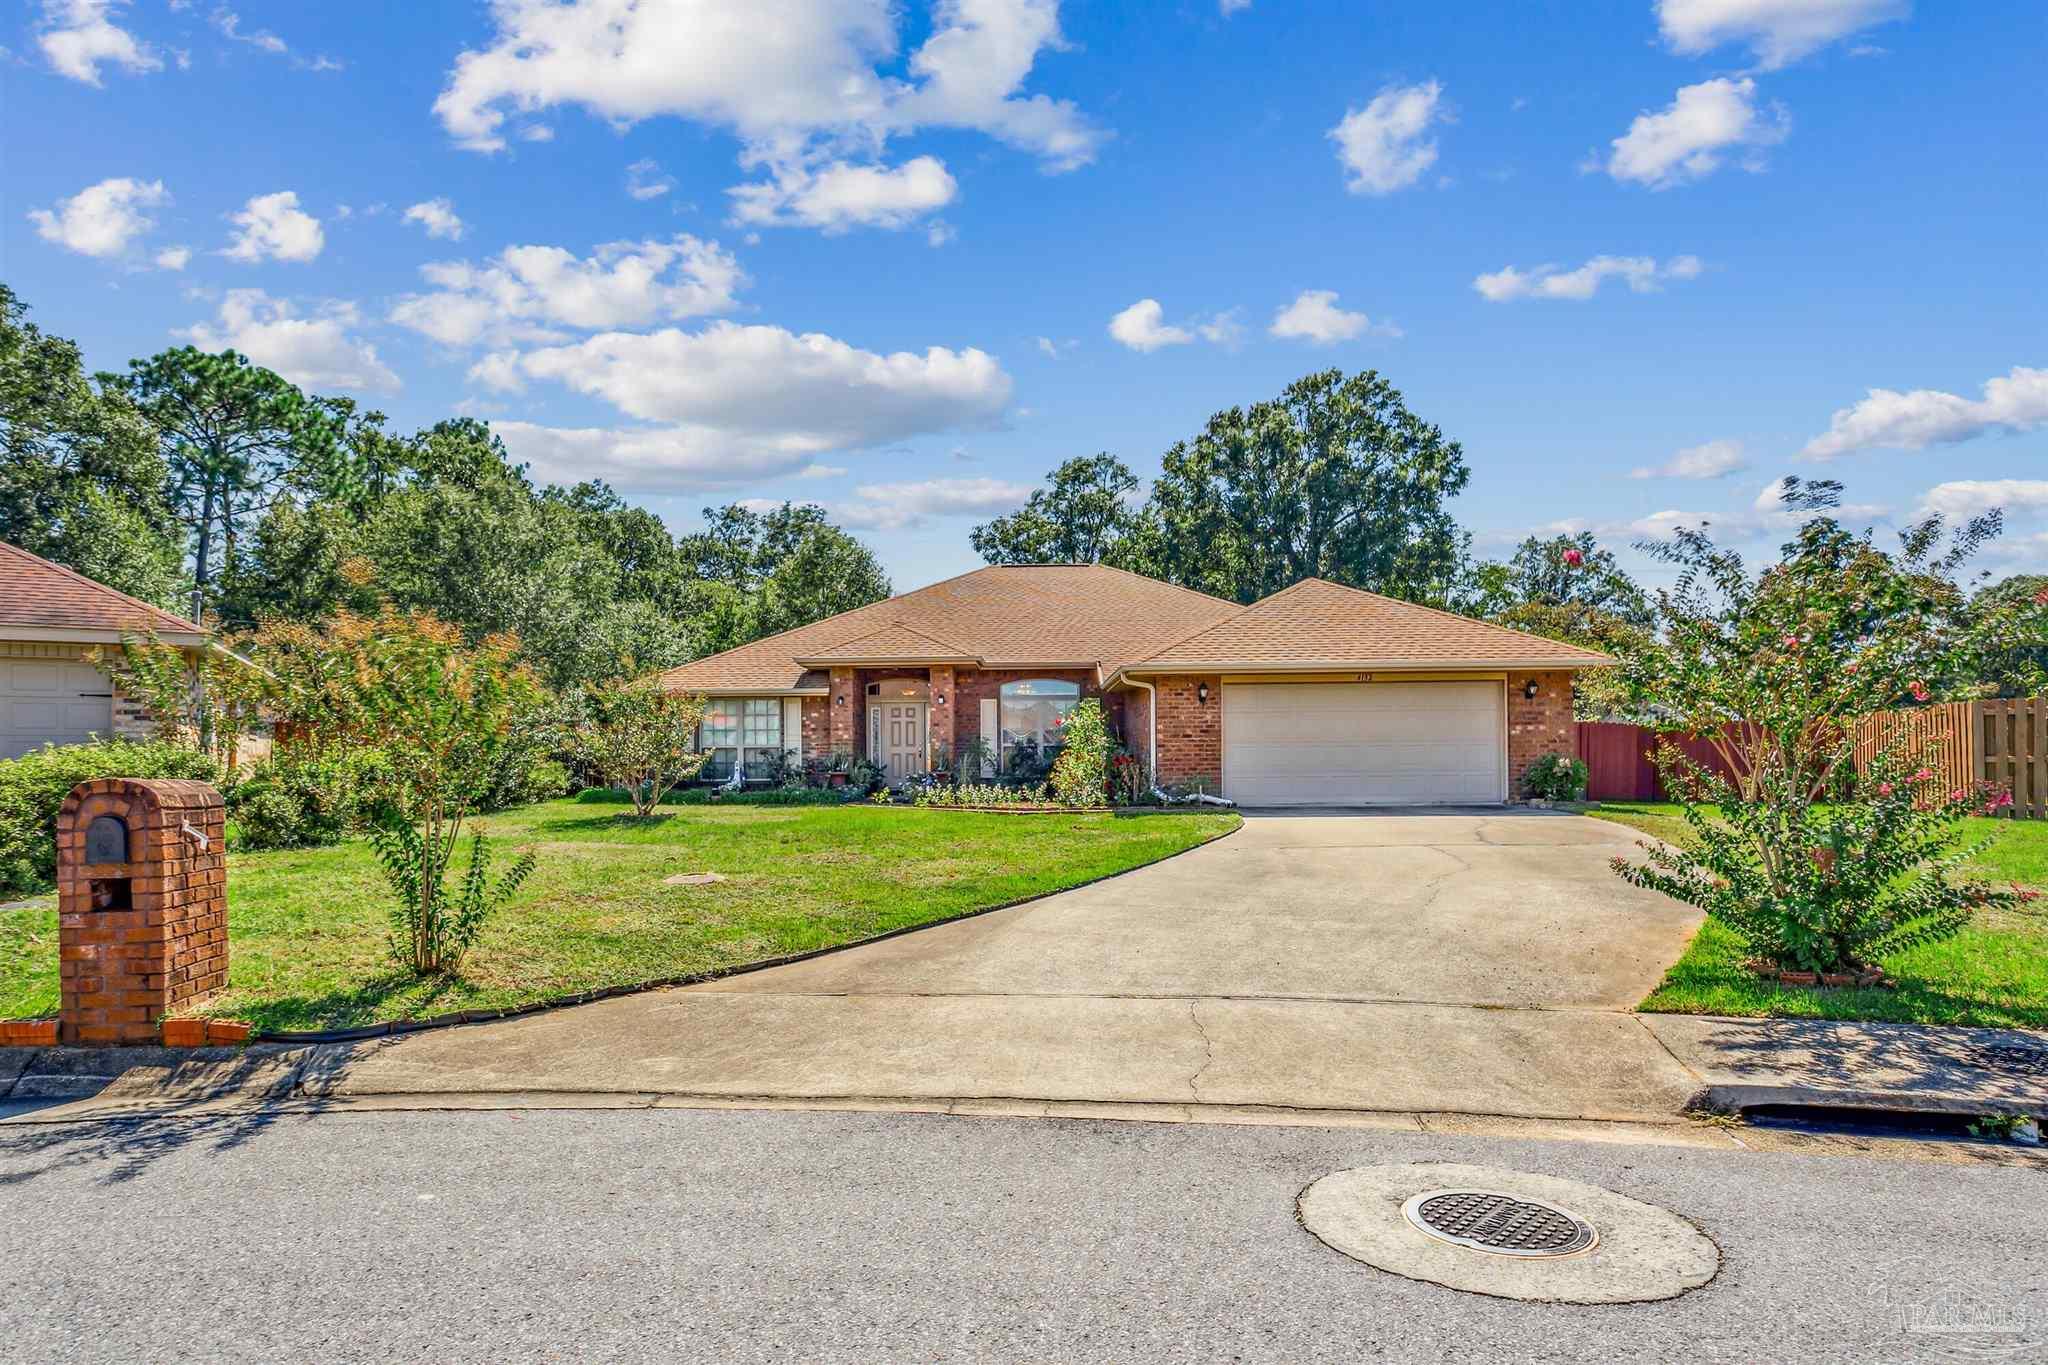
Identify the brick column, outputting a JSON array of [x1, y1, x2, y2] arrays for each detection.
[[829, 667, 857, 756], [928, 665, 957, 772], [1507, 670, 1577, 797], [57, 778, 227, 1045], [1154, 674, 1222, 791]]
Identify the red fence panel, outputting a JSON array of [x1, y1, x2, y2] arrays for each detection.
[[1576, 722, 1658, 801]]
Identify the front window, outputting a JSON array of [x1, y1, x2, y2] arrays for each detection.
[[700, 700, 741, 780], [741, 698, 783, 779], [998, 679, 1080, 778]]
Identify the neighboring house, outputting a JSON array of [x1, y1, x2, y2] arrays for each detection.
[[659, 564, 1610, 807], [0, 540, 207, 760]]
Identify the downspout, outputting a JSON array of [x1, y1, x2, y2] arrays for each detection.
[[1125, 676, 1158, 781]]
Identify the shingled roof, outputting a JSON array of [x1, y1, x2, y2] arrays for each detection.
[[659, 564, 1241, 692], [1127, 577, 1613, 673], [0, 541, 206, 642], [658, 564, 1610, 693]]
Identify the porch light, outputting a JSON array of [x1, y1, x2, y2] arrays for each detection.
[[1523, 680, 1540, 700], [1197, 682, 1210, 705], [935, 693, 947, 706]]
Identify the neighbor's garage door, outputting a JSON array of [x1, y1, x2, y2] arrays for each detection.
[[0, 658, 114, 760], [1222, 681, 1504, 807]]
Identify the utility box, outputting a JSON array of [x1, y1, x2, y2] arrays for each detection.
[[56, 779, 227, 1045]]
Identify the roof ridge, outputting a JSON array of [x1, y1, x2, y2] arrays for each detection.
[[831, 618, 975, 652], [0, 539, 204, 634], [1289, 576, 1612, 658]]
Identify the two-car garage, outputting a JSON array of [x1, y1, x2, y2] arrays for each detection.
[[1219, 680, 1506, 808]]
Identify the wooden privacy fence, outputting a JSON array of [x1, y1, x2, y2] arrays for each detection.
[[1855, 698, 2048, 820], [1574, 722, 1746, 802]]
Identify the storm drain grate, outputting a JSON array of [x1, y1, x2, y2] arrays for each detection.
[[1402, 1189, 1598, 1258], [1968, 1043, 2048, 1077]]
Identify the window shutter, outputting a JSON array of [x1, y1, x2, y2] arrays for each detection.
[[978, 698, 998, 776]]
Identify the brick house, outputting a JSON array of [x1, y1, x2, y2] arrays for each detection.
[[660, 565, 1607, 806], [0, 541, 209, 760]]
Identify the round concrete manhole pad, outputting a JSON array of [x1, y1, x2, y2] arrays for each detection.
[[1298, 1163, 1719, 1304], [663, 872, 727, 886]]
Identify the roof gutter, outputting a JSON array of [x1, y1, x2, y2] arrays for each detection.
[[1116, 656, 1614, 677]]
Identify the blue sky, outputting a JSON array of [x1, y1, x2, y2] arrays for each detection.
[[9, 0, 2045, 591]]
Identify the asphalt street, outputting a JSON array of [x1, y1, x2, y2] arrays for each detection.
[[0, 1105, 2042, 1363]]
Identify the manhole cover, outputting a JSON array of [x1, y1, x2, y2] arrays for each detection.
[[1402, 1189, 1597, 1258], [663, 872, 727, 886], [1968, 1043, 2048, 1077]]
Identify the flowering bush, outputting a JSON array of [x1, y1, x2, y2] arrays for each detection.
[[1522, 753, 1588, 802], [1611, 479, 2048, 975], [913, 782, 1056, 809], [1048, 698, 1112, 808]]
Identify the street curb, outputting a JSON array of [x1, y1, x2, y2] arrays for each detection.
[[1689, 1083, 2047, 1121], [251, 814, 1247, 1045]]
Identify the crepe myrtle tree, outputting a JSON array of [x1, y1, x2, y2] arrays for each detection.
[[570, 674, 710, 816], [1607, 479, 2048, 975]]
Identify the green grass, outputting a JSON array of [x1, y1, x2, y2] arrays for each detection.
[[1585, 801, 2048, 1028], [0, 799, 1238, 1033]]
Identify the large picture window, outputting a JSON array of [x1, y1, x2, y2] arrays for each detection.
[[699, 698, 783, 781], [998, 679, 1080, 777]]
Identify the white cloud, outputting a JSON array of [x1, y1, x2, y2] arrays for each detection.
[[1328, 80, 1445, 196], [153, 245, 192, 271], [37, 0, 159, 84], [1108, 299, 1191, 352], [27, 177, 167, 257], [1474, 254, 1704, 302], [501, 321, 1014, 456], [212, 8, 285, 54], [178, 290, 400, 393], [800, 463, 849, 478], [492, 420, 837, 493], [625, 159, 675, 201], [402, 198, 466, 240], [1268, 290, 1396, 344], [1600, 77, 1789, 189], [390, 235, 746, 346], [1803, 366, 2048, 459], [836, 476, 1034, 530], [224, 190, 325, 263], [926, 219, 957, 247], [728, 156, 957, 232], [431, 0, 1104, 225], [1630, 438, 1748, 479], [1657, 0, 1908, 69], [1918, 480, 2048, 522]]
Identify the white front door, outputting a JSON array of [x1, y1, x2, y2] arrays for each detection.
[[870, 702, 928, 782], [1222, 681, 1505, 807], [1, 657, 115, 760]]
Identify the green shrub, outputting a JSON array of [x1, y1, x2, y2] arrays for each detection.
[[1522, 753, 1588, 802], [229, 749, 404, 851], [1048, 699, 1111, 808], [0, 740, 218, 896], [914, 783, 1056, 809]]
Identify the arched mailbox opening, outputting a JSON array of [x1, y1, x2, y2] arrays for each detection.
[[84, 813, 132, 911]]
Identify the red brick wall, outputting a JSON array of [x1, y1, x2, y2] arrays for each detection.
[[57, 779, 227, 1045], [1507, 670, 1577, 797], [828, 667, 857, 755], [1152, 674, 1222, 791], [951, 668, 1124, 774], [928, 664, 957, 768], [800, 696, 829, 762]]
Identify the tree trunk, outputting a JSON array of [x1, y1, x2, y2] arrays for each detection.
[[190, 482, 216, 626]]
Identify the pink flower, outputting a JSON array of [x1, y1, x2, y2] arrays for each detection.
[[1782, 634, 1801, 650], [1950, 788, 1969, 803], [1912, 767, 1934, 783], [1877, 782, 1894, 797], [1562, 548, 1584, 567], [2035, 587, 2048, 606], [1843, 662, 1859, 674], [1910, 680, 1931, 702], [2015, 885, 2042, 904]]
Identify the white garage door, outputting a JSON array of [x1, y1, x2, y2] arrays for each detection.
[[1222, 681, 1504, 807], [0, 658, 114, 760]]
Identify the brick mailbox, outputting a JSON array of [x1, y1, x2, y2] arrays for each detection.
[[56, 778, 228, 1046]]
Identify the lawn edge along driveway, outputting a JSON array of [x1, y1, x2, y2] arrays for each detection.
[[0, 802, 1242, 1034], [1586, 802, 2048, 1031]]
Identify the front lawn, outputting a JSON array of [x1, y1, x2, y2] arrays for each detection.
[[0, 799, 1238, 1033], [1588, 801, 2048, 1029]]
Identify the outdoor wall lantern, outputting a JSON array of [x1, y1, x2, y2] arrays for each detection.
[[1197, 682, 1210, 705], [935, 693, 947, 706], [1523, 680, 1540, 700], [836, 695, 847, 706]]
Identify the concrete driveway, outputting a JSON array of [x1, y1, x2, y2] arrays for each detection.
[[310, 812, 1712, 1122]]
